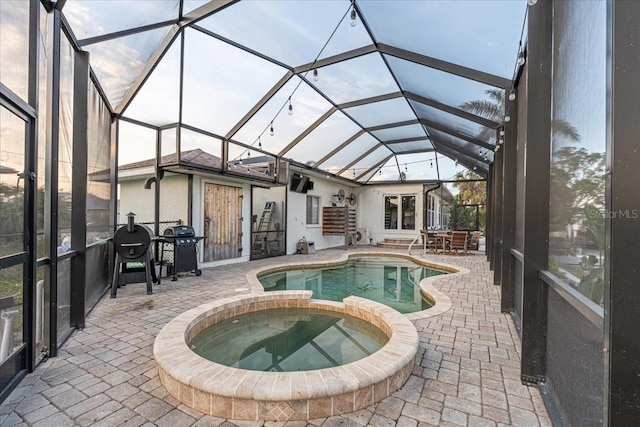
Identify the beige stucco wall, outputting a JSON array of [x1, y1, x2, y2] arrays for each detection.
[[118, 174, 189, 225], [286, 176, 358, 254]]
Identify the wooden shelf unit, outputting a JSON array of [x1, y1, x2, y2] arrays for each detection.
[[322, 207, 357, 249]]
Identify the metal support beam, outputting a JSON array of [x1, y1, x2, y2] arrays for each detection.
[[338, 144, 384, 176], [335, 91, 402, 110], [429, 143, 487, 177], [25, 0, 40, 372], [278, 107, 336, 156], [314, 130, 364, 168], [378, 43, 511, 89], [225, 71, 294, 140], [491, 144, 504, 285], [607, 1, 640, 423], [78, 20, 178, 47], [44, 9, 62, 357], [115, 25, 181, 114], [420, 119, 494, 151], [293, 44, 378, 74], [357, 154, 393, 182], [404, 91, 500, 129], [365, 119, 420, 132], [70, 50, 90, 329], [520, 0, 552, 385], [501, 96, 518, 313], [485, 165, 495, 262]]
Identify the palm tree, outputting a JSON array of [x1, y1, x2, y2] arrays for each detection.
[[460, 89, 581, 143]]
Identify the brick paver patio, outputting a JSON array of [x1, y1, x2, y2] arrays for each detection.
[[0, 247, 551, 426]]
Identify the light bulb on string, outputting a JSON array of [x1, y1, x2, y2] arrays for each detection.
[[455, 159, 458, 167], [517, 52, 525, 66], [258, 137, 262, 149], [494, 145, 500, 152], [500, 129, 505, 137], [350, 7, 357, 27], [528, 0, 537, 5], [288, 98, 293, 115], [313, 68, 318, 81], [270, 122, 274, 136], [473, 165, 477, 171], [508, 90, 516, 101], [504, 115, 511, 122], [353, 169, 356, 177], [430, 160, 433, 168], [404, 164, 408, 172], [499, 138, 504, 145], [379, 169, 382, 176], [247, 149, 251, 157]]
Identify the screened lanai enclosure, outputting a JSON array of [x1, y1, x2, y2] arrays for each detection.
[[1, 0, 640, 425]]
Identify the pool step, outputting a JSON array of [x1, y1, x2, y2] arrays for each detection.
[[376, 238, 415, 249]]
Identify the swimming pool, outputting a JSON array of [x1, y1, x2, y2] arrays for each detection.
[[259, 256, 446, 314]]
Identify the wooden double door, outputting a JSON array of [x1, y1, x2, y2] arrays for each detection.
[[203, 183, 243, 262]]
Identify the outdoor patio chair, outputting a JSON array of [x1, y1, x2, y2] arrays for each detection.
[[420, 229, 438, 254], [449, 231, 469, 255], [469, 231, 482, 250]]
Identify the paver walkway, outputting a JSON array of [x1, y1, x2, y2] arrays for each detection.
[[0, 247, 551, 426]]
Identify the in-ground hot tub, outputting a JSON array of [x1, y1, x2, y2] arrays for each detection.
[[154, 291, 418, 421]]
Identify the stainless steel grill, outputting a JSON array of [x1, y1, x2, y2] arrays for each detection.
[[160, 225, 203, 281]]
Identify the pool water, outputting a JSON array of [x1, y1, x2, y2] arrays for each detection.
[[189, 308, 389, 371], [260, 257, 445, 314]]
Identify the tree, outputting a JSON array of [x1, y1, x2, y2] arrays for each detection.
[[451, 171, 486, 230], [460, 89, 581, 143]]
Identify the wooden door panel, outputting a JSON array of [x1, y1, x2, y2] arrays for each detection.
[[204, 183, 242, 261]]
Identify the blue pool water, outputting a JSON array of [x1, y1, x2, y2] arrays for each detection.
[[259, 257, 445, 314], [190, 308, 388, 371]]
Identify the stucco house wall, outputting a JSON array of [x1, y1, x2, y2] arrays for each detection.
[[119, 173, 189, 226]]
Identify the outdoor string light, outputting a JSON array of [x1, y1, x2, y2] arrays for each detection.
[[233, 1, 355, 163], [350, 4, 357, 26]]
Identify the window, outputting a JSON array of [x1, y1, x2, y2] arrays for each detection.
[[427, 194, 436, 229], [306, 195, 319, 225], [401, 195, 416, 230], [385, 194, 416, 230], [384, 196, 398, 229]]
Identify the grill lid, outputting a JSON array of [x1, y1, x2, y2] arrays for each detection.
[[113, 224, 152, 259], [164, 225, 196, 237]]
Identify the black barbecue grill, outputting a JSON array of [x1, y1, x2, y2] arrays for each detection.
[[111, 212, 158, 298], [160, 225, 203, 281]]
